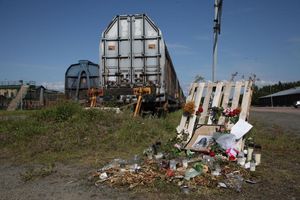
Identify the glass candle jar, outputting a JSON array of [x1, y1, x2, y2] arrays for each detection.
[[254, 144, 262, 165], [169, 159, 177, 170], [247, 144, 254, 162]]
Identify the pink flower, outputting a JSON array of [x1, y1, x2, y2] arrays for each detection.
[[226, 148, 239, 161]]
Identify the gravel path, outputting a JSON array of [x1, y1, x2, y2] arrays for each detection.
[[0, 162, 132, 200], [250, 107, 300, 134]]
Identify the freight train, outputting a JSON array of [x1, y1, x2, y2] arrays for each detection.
[[100, 14, 184, 110], [65, 14, 185, 112]]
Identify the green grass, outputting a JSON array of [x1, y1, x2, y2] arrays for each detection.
[[0, 101, 182, 165], [247, 119, 300, 153]]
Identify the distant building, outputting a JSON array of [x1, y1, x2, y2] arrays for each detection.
[[23, 85, 64, 109], [0, 81, 64, 110], [0, 81, 26, 109], [258, 86, 300, 106]]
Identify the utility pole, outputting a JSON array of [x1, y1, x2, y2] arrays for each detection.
[[19, 79, 23, 110], [270, 85, 273, 107], [212, 0, 223, 82]]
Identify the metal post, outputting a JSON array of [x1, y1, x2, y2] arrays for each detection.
[[271, 95, 273, 107], [212, 32, 218, 82], [212, 0, 222, 82], [270, 85, 273, 107], [20, 85, 23, 110]]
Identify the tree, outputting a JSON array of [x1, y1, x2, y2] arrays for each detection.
[[252, 80, 300, 105]]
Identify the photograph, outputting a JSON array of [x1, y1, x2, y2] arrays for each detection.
[[192, 135, 213, 149]]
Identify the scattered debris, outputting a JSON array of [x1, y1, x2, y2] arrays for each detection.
[[92, 136, 260, 192], [218, 182, 227, 188], [181, 185, 190, 194], [245, 179, 260, 184], [99, 172, 108, 180], [224, 172, 244, 192], [184, 168, 201, 181]]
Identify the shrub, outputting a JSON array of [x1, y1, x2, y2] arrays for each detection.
[[36, 101, 82, 122]]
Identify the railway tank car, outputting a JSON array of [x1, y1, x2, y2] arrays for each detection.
[[99, 14, 185, 110], [65, 60, 100, 102]]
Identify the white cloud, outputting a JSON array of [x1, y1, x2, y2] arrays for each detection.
[[41, 81, 64, 91]]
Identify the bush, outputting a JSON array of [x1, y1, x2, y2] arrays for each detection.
[[36, 101, 82, 122]]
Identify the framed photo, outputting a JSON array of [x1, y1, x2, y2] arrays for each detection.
[[185, 125, 219, 152], [192, 135, 213, 149]]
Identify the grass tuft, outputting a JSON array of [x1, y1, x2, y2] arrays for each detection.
[[20, 163, 56, 182]]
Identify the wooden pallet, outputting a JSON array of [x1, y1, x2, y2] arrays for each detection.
[[176, 80, 253, 150]]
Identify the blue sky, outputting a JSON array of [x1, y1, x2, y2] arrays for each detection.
[[0, 0, 299, 91]]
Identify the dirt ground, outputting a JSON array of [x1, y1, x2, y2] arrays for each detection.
[[251, 107, 300, 134], [0, 162, 135, 200], [1, 107, 300, 200]]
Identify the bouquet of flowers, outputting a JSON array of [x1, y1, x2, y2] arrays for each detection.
[[183, 101, 195, 116], [223, 107, 241, 124], [210, 107, 224, 124]]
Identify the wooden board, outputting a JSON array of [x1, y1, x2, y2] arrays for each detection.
[[176, 83, 197, 133], [208, 82, 224, 125], [240, 81, 252, 120], [218, 82, 232, 124], [198, 83, 213, 124], [221, 82, 232, 108], [237, 80, 253, 151], [231, 81, 242, 109], [186, 82, 205, 141]]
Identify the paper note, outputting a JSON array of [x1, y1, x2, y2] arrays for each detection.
[[230, 119, 253, 139]]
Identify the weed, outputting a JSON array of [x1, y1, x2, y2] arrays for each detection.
[[35, 101, 81, 122], [20, 163, 56, 182]]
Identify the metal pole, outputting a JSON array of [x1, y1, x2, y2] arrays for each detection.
[[270, 85, 273, 107], [20, 86, 23, 110], [271, 95, 273, 107], [212, 0, 222, 82], [212, 32, 218, 82]]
